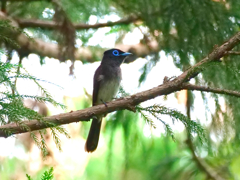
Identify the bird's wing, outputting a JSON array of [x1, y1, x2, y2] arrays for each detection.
[[92, 65, 103, 106]]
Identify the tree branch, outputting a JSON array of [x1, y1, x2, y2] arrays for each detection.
[[16, 15, 141, 30], [0, 80, 183, 137], [225, 51, 240, 55], [0, 31, 240, 137], [0, 12, 157, 62], [0, 12, 93, 61], [182, 83, 240, 98]]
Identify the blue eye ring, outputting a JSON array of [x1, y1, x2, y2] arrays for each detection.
[[112, 50, 119, 56]]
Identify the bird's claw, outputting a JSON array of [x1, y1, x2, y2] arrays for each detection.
[[101, 99, 108, 107]]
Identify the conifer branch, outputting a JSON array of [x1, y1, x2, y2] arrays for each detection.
[[182, 83, 240, 98], [0, 19, 240, 137], [176, 31, 240, 82]]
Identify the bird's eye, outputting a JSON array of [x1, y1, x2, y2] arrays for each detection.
[[112, 50, 119, 56]]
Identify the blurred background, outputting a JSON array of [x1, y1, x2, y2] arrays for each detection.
[[1, 0, 240, 179]]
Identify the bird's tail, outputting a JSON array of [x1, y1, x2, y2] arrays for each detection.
[[85, 117, 102, 152]]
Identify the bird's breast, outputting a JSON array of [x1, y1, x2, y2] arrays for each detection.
[[96, 77, 121, 104]]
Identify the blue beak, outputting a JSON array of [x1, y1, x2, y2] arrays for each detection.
[[120, 52, 132, 56]]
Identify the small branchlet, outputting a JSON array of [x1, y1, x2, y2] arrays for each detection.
[[0, 61, 68, 156], [136, 105, 206, 143]]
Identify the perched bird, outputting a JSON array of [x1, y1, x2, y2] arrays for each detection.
[[85, 49, 132, 152]]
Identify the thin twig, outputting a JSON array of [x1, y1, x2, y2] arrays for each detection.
[[16, 15, 141, 30], [14, 57, 23, 91], [182, 83, 240, 98], [185, 90, 224, 180], [225, 51, 240, 55]]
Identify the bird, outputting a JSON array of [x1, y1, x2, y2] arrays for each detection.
[[85, 49, 132, 152]]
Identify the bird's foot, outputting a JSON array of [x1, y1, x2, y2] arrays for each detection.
[[163, 76, 176, 83], [101, 99, 108, 107]]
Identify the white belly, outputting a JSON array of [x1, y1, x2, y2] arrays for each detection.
[[96, 78, 120, 105]]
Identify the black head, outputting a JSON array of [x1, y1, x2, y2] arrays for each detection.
[[101, 49, 132, 66]]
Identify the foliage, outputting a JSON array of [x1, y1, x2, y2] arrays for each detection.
[[137, 105, 206, 143], [85, 129, 208, 180], [0, 20, 19, 48], [0, 60, 69, 156], [0, 16, 70, 157], [2, 0, 240, 179], [26, 167, 54, 180]]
